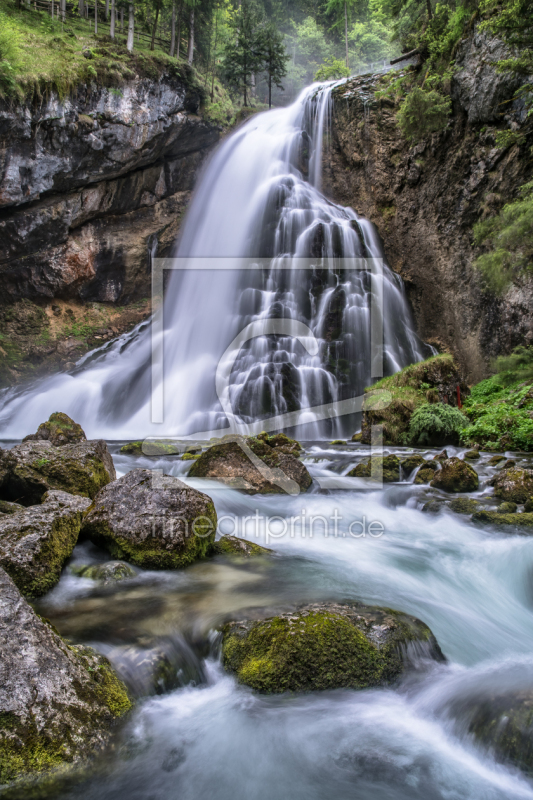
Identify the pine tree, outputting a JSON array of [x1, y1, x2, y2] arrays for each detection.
[[259, 23, 289, 108], [224, 0, 264, 106]]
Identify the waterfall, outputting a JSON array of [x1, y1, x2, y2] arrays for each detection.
[[0, 82, 428, 440]]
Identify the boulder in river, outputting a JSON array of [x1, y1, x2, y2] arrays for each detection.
[[0, 490, 91, 597], [81, 468, 217, 569], [400, 454, 426, 474], [472, 510, 533, 528], [0, 439, 115, 506], [430, 457, 479, 493], [214, 535, 272, 558], [189, 436, 311, 495], [414, 460, 439, 484], [448, 497, 480, 515], [0, 567, 130, 786], [23, 412, 86, 447], [491, 468, 533, 504], [222, 601, 444, 693], [347, 454, 400, 482], [76, 561, 137, 585]]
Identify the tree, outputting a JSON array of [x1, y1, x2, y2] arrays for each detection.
[[258, 23, 289, 107], [224, 0, 264, 106], [315, 55, 349, 80], [325, 0, 359, 69], [110, 0, 116, 37], [151, 0, 162, 50], [127, 3, 135, 50]]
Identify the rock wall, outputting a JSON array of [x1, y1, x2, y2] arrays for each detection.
[[324, 31, 533, 383]]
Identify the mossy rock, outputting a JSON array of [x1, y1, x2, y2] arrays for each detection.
[[255, 432, 302, 455], [400, 454, 426, 474], [351, 433, 363, 442], [414, 462, 438, 484], [119, 440, 181, 456], [181, 452, 200, 461], [430, 457, 479, 493], [488, 455, 506, 466], [0, 568, 130, 787], [524, 498, 533, 512], [0, 491, 91, 597], [347, 454, 400, 482], [213, 535, 272, 558], [491, 468, 533, 504], [497, 501, 517, 514], [78, 561, 137, 585], [472, 510, 533, 527], [23, 413, 86, 447], [422, 499, 445, 514], [448, 497, 480, 515], [433, 450, 449, 463], [0, 500, 24, 515], [330, 440, 346, 446], [81, 469, 217, 569], [222, 601, 444, 693], [464, 449, 480, 460]]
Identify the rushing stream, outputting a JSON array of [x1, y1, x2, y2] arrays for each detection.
[[2, 81, 533, 799]]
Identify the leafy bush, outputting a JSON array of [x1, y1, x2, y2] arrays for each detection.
[[473, 181, 533, 294], [397, 87, 451, 142], [408, 403, 469, 446], [492, 345, 533, 386], [315, 57, 349, 82]]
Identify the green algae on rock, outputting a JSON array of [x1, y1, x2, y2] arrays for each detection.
[[214, 535, 272, 558], [0, 490, 91, 597], [23, 413, 86, 447], [0, 439, 115, 506], [0, 568, 130, 787], [222, 602, 444, 694], [81, 469, 217, 569], [491, 468, 533, 504], [189, 437, 311, 495], [347, 454, 400, 482], [430, 457, 479, 493]]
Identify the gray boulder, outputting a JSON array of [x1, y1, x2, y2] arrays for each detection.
[[0, 567, 130, 786], [0, 490, 91, 597], [81, 469, 217, 569]]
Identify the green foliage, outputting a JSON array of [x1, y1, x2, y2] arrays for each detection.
[[397, 85, 451, 141], [494, 130, 525, 149], [0, 11, 21, 95], [492, 345, 533, 386], [473, 181, 533, 294], [408, 403, 469, 445], [315, 55, 349, 80], [259, 22, 290, 106], [224, 0, 268, 105]]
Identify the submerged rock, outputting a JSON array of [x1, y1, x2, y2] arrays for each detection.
[[491, 468, 533, 504], [77, 561, 137, 585], [430, 457, 479, 493], [81, 469, 217, 569], [0, 490, 91, 597], [0, 439, 115, 506], [487, 455, 506, 466], [119, 440, 181, 456], [23, 412, 86, 447], [222, 601, 444, 693], [0, 568, 130, 786], [347, 454, 400, 482], [214, 535, 272, 558], [472, 510, 533, 528], [189, 437, 311, 495]]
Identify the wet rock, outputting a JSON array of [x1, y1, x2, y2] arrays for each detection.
[[0, 500, 24, 515], [0, 490, 91, 597], [525, 498, 533, 513], [348, 454, 400, 482], [255, 432, 302, 455], [491, 468, 533, 504], [472, 510, 533, 528], [78, 561, 137, 585], [119, 440, 181, 456], [330, 440, 346, 446], [222, 601, 444, 694], [189, 437, 311, 495], [422, 499, 445, 514], [448, 497, 480, 515], [430, 457, 479, 493], [463, 449, 480, 460], [497, 501, 517, 514], [182, 452, 200, 461], [414, 461, 439, 484], [400, 454, 426, 474], [433, 450, 449, 463], [0, 567, 130, 786], [23, 412, 86, 446], [214, 535, 272, 558], [488, 455, 506, 466], [0, 439, 115, 506], [351, 433, 363, 442], [81, 469, 217, 569]]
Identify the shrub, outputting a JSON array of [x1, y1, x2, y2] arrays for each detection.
[[408, 403, 469, 446], [397, 87, 451, 142], [0, 12, 21, 95], [315, 57, 349, 82]]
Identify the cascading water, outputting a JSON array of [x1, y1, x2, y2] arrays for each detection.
[[0, 81, 427, 440]]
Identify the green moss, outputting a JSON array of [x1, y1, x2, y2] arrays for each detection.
[[119, 440, 181, 456], [430, 457, 479, 493], [0, 722, 67, 785], [214, 535, 272, 558], [414, 466, 438, 484], [448, 497, 480, 514], [400, 454, 426, 473], [181, 452, 200, 461], [348, 454, 400, 482], [472, 510, 533, 527]]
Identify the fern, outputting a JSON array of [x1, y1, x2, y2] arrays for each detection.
[[408, 403, 469, 446]]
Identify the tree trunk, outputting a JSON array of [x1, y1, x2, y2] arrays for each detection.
[[105, 0, 108, 21], [170, 3, 176, 57], [51, 0, 54, 19], [210, 3, 218, 100], [150, 0, 161, 51], [268, 73, 272, 109], [120, 6, 124, 31], [426, 0, 433, 19], [176, 1, 182, 58], [187, 8, 194, 65], [127, 3, 134, 51], [79, 0, 84, 17], [94, 0, 97, 34], [61, 0, 65, 20], [110, 0, 115, 37], [344, 0, 349, 69]]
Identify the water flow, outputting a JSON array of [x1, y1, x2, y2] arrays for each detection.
[[0, 83, 427, 440]]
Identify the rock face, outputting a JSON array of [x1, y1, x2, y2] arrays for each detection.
[[23, 412, 86, 446], [81, 468, 217, 569], [189, 437, 312, 495], [0, 567, 130, 786], [430, 457, 479, 493], [491, 468, 533, 504], [325, 35, 533, 381], [0, 490, 91, 597], [222, 601, 444, 693], [0, 439, 115, 505]]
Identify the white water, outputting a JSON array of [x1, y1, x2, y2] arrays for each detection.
[[0, 82, 427, 441]]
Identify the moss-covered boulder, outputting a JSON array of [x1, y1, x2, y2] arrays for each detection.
[[464, 449, 480, 460], [182, 452, 200, 461], [77, 561, 137, 585], [23, 412, 86, 447], [221, 601, 444, 693], [0, 439, 115, 506], [400, 454, 426, 474], [491, 468, 533, 504], [488, 455, 506, 466], [0, 500, 24, 515], [347, 455, 400, 482], [255, 432, 302, 455], [472, 510, 533, 527], [0, 490, 91, 597], [525, 498, 533, 512], [0, 567, 131, 787], [414, 461, 438, 484], [430, 457, 479, 493], [214, 535, 272, 558], [81, 469, 217, 569], [497, 501, 517, 514], [119, 440, 182, 456], [189, 437, 311, 495], [448, 497, 480, 515]]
